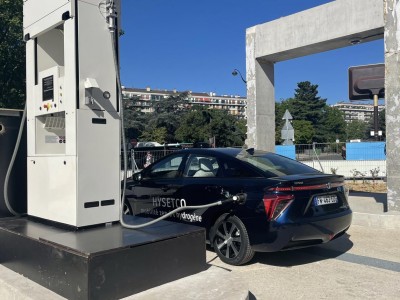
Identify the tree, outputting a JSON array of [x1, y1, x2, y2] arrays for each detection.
[[123, 95, 148, 139], [276, 81, 351, 144], [292, 81, 327, 142], [209, 110, 246, 147], [152, 92, 189, 114], [143, 92, 189, 143], [322, 106, 346, 142], [293, 82, 327, 122], [140, 125, 167, 144], [175, 108, 246, 147], [346, 120, 368, 141], [292, 120, 315, 144], [0, 0, 25, 109], [124, 93, 244, 146], [175, 109, 212, 143]]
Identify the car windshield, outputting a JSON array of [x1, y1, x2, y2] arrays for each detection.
[[237, 152, 319, 177]]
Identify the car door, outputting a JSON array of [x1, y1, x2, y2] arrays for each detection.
[[180, 154, 264, 230], [128, 153, 187, 218], [179, 154, 235, 227]]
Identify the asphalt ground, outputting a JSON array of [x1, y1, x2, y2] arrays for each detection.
[[206, 224, 400, 300], [2, 193, 400, 299], [2, 224, 398, 300]]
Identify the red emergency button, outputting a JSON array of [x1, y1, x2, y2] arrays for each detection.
[[43, 103, 51, 111]]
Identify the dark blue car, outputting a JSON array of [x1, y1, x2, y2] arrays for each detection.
[[124, 148, 352, 265]]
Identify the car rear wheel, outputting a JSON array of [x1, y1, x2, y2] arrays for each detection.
[[212, 215, 255, 265]]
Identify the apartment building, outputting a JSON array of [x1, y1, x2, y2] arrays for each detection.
[[331, 102, 385, 123], [122, 87, 247, 118]]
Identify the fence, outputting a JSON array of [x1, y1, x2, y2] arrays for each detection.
[[120, 148, 180, 175], [123, 142, 387, 180], [278, 142, 386, 179], [130, 149, 179, 170]]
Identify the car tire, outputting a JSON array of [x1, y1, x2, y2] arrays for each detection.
[[123, 201, 133, 215], [212, 214, 255, 265]]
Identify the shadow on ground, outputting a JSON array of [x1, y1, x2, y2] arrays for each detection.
[[206, 233, 353, 268], [252, 233, 353, 267], [350, 191, 388, 212]]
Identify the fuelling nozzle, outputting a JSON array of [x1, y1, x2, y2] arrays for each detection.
[[232, 193, 246, 204]]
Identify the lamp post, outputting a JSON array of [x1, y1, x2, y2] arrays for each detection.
[[232, 69, 247, 84]]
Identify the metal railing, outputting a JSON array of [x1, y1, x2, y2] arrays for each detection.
[[295, 143, 346, 161], [295, 142, 386, 179], [130, 149, 179, 170]]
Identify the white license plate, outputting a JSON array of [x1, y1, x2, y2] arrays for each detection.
[[314, 195, 338, 206]]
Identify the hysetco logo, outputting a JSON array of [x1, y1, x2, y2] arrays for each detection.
[[149, 197, 203, 223], [152, 196, 186, 209]]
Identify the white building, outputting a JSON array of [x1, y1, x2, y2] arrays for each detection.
[[332, 102, 385, 123], [122, 87, 247, 118]]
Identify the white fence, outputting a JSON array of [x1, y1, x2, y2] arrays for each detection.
[[302, 160, 386, 179]]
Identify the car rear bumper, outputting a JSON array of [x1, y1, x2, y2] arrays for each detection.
[[248, 209, 353, 252]]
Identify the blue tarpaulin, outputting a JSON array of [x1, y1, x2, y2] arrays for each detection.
[[276, 145, 296, 160], [346, 142, 386, 160]]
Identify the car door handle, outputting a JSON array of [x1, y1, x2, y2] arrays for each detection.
[[161, 185, 179, 192]]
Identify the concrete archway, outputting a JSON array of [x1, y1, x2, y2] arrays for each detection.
[[245, 0, 399, 212]]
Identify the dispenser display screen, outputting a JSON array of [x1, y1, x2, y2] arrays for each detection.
[[42, 75, 54, 101]]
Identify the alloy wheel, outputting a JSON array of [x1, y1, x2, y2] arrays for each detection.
[[214, 220, 242, 259]]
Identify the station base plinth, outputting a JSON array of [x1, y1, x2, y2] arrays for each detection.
[[0, 217, 206, 300]]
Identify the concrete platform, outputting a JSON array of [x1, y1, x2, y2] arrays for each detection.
[[0, 217, 206, 300], [349, 192, 400, 229]]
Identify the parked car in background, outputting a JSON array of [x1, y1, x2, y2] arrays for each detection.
[[124, 148, 352, 265], [135, 141, 163, 148], [193, 141, 211, 148]]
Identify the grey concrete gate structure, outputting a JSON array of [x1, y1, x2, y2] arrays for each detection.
[[245, 0, 400, 212]]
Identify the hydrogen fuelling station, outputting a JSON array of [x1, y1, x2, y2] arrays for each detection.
[[24, 0, 121, 227], [0, 1, 206, 299]]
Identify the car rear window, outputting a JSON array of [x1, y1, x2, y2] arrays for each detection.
[[237, 153, 319, 177]]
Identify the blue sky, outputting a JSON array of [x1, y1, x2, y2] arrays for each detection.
[[120, 0, 384, 105]]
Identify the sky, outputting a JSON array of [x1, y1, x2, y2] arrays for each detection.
[[119, 0, 384, 105]]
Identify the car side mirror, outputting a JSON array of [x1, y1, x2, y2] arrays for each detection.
[[133, 172, 142, 182]]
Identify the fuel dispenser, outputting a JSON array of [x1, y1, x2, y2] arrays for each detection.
[[24, 0, 121, 227]]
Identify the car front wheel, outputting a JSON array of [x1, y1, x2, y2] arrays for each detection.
[[212, 215, 255, 265], [123, 201, 132, 215]]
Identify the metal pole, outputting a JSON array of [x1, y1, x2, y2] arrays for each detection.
[[373, 94, 379, 141], [312, 142, 324, 173]]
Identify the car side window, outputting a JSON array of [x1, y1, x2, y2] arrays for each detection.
[[221, 159, 259, 178], [184, 155, 220, 178], [142, 154, 185, 179]]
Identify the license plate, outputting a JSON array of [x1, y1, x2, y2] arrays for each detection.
[[314, 195, 338, 206]]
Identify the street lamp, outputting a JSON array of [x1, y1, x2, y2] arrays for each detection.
[[232, 69, 247, 84]]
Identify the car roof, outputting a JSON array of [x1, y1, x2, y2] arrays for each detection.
[[179, 147, 239, 156], [179, 147, 270, 157]]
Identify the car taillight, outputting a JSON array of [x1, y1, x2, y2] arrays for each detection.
[[263, 194, 294, 220], [267, 182, 344, 192]]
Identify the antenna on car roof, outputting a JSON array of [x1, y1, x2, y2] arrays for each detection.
[[246, 148, 255, 155], [238, 146, 255, 157]]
